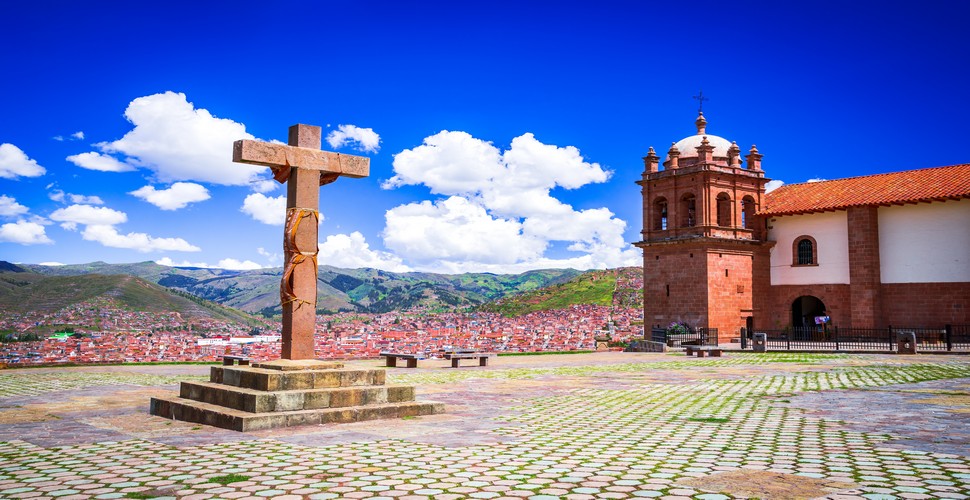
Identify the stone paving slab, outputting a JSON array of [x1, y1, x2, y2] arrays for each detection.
[[0, 352, 968, 499]]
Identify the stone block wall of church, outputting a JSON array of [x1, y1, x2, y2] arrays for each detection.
[[880, 283, 970, 327], [705, 250, 754, 342], [641, 246, 709, 331], [847, 206, 882, 327], [750, 241, 773, 330], [761, 284, 852, 329], [760, 283, 970, 328]]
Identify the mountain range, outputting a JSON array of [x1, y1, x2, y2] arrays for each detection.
[[4, 261, 588, 318]]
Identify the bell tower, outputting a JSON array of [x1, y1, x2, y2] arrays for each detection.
[[635, 110, 772, 341]]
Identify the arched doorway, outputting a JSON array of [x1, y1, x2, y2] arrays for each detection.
[[791, 295, 826, 328]]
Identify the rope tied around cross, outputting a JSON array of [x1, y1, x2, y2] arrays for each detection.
[[280, 207, 320, 308]]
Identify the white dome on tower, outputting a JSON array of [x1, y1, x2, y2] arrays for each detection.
[[667, 134, 734, 160], [664, 112, 736, 161]]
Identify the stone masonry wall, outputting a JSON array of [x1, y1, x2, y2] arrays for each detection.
[[705, 250, 754, 342], [847, 206, 882, 327], [880, 282, 970, 327], [642, 246, 710, 331], [761, 284, 852, 330]]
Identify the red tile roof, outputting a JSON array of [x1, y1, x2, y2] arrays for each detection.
[[759, 163, 970, 216]]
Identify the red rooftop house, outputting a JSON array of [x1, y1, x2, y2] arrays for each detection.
[[637, 113, 970, 340]]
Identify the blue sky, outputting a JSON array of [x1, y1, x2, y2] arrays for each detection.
[[2, 1, 969, 274]]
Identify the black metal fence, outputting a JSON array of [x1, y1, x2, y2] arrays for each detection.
[[740, 324, 970, 352], [650, 327, 719, 346]]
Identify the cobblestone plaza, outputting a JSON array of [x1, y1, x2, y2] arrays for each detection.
[[1, 352, 968, 499]]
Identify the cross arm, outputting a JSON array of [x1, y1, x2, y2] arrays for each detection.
[[233, 140, 370, 184]]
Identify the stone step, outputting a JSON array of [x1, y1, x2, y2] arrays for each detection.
[[179, 381, 416, 413], [149, 395, 445, 432], [211, 365, 385, 392]]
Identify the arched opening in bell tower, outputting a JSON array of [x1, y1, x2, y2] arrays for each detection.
[[716, 192, 732, 227], [653, 197, 668, 230], [741, 195, 756, 229], [680, 193, 696, 227]]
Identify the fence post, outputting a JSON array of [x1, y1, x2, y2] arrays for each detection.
[[888, 325, 894, 352], [835, 325, 840, 351], [741, 327, 747, 349], [945, 324, 953, 352]]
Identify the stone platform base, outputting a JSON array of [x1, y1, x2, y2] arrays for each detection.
[[149, 360, 444, 432]]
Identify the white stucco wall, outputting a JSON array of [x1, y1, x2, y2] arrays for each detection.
[[879, 199, 970, 283], [768, 211, 850, 285]]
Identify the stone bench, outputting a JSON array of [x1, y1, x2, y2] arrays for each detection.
[[222, 355, 251, 366], [380, 352, 423, 368], [684, 345, 722, 358], [443, 352, 496, 368]]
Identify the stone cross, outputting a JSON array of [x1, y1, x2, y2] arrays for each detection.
[[233, 124, 369, 359]]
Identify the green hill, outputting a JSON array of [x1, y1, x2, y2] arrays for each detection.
[[481, 268, 630, 317], [0, 268, 257, 325]]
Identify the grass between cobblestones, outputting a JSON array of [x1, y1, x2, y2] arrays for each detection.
[[0, 372, 208, 399], [0, 353, 968, 499]]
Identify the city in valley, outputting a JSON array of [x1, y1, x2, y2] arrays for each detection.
[[0, 271, 645, 366]]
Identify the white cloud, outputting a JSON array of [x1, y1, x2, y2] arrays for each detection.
[[155, 257, 265, 270], [216, 258, 264, 270], [54, 132, 85, 142], [49, 204, 127, 226], [72, 194, 104, 205], [326, 124, 381, 153], [0, 143, 46, 179], [130, 182, 210, 210], [241, 193, 287, 225], [251, 179, 280, 193], [81, 224, 200, 252], [48, 203, 199, 252], [47, 188, 104, 205], [66, 152, 135, 172], [39, 262, 65, 266], [0, 221, 53, 245], [318, 231, 411, 272], [87, 91, 267, 186], [156, 257, 209, 268], [0, 195, 29, 217], [384, 196, 543, 265], [765, 180, 785, 193], [381, 130, 636, 272], [806, 178, 827, 183], [384, 131, 504, 194], [257, 247, 282, 266]]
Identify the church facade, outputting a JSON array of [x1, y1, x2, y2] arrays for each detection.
[[636, 113, 970, 341]]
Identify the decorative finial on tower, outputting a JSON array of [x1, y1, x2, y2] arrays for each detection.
[[728, 141, 741, 167], [643, 146, 660, 173], [695, 112, 707, 135], [696, 136, 714, 163], [746, 144, 763, 171], [664, 142, 681, 169]]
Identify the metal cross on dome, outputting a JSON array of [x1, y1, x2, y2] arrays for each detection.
[[693, 90, 709, 113]]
